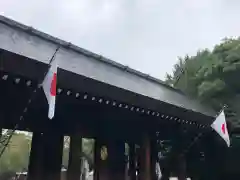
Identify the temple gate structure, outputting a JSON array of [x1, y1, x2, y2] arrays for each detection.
[[0, 15, 222, 180]]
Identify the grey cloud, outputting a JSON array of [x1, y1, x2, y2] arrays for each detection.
[[0, 0, 240, 79]]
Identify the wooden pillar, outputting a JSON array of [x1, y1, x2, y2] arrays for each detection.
[[67, 136, 82, 180], [94, 138, 101, 180], [129, 143, 136, 180], [202, 134, 221, 180], [160, 162, 171, 180], [96, 138, 125, 180], [108, 140, 125, 180], [27, 133, 45, 180], [0, 121, 2, 145], [0, 126, 2, 139], [174, 125, 187, 180], [0, 113, 3, 139], [150, 138, 157, 180], [43, 132, 64, 180], [99, 140, 110, 180], [139, 134, 151, 180], [176, 155, 187, 180], [136, 147, 140, 180], [159, 152, 171, 180]]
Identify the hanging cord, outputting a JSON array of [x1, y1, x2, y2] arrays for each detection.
[[179, 105, 227, 156], [0, 47, 60, 159], [180, 132, 205, 156], [159, 105, 226, 177]]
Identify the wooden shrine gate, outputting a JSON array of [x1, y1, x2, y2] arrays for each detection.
[[0, 15, 219, 180]]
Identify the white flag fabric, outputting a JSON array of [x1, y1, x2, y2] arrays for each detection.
[[211, 111, 230, 147], [42, 59, 57, 119]]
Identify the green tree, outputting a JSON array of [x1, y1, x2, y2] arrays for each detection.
[[165, 37, 240, 179], [0, 132, 31, 174], [166, 37, 240, 127]]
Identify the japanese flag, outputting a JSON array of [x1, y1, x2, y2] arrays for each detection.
[[211, 111, 230, 147], [42, 59, 57, 119]]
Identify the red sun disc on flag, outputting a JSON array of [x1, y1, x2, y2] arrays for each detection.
[[50, 73, 57, 96], [221, 123, 226, 134]]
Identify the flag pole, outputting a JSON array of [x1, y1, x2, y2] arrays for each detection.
[[0, 46, 60, 159], [40, 47, 60, 85]]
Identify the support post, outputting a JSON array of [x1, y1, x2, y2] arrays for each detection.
[[159, 163, 171, 180], [0, 127, 2, 143], [150, 137, 157, 180], [95, 138, 125, 180], [43, 132, 64, 180], [139, 133, 151, 180], [94, 138, 101, 180], [27, 133, 45, 180], [0, 126, 2, 139], [176, 155, 187, 180], [129, 143, 136, 180], [97, 138, 110, 180], [0, 113, 3, 139], [108, 140, 125, 180], [175, 125, 187, 180], [67, 136, 82, 180]]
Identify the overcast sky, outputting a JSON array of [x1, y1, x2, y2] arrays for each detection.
[[0, 0, 240, 80]]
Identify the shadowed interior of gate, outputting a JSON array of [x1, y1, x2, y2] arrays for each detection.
[[0, 49, 209, 180]]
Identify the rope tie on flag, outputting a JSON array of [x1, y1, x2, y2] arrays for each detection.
[[0, 47, 60, 159]]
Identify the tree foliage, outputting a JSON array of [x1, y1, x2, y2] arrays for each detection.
[[0, 133, 95, 175], [166, 37, 240, 127], [0, 132, 31, 174]]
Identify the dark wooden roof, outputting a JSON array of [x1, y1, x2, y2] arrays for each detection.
[[0, 15, 215, 121]]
